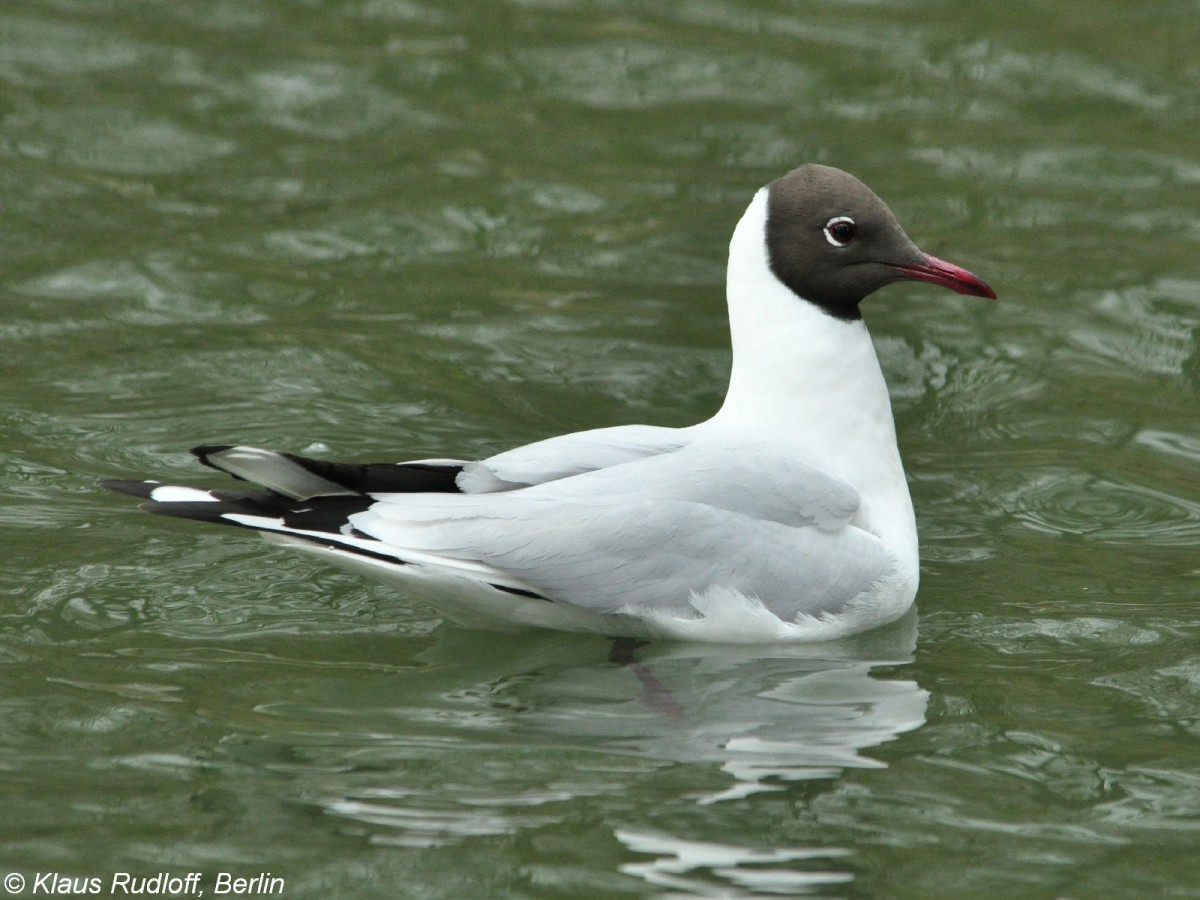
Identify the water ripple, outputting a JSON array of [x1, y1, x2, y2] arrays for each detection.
[[240, 62, 442, 137], [15, 257, 265, 327], [5, 107, 235, 176], [0, 14, 146, 78], [1061, 280, 1200, 380], [911, 145, 1200, 191], [951, 42, 1173, 111], [510, 41, 814, 109], [1003, 470, 1200, 546], [617, 830, 853, 896], [1135, 428, 1200, 465]]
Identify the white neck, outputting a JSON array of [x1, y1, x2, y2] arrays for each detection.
[[707, 189, 917, 567]]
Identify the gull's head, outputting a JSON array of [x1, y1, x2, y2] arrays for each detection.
[[763, 164, 996, 321]]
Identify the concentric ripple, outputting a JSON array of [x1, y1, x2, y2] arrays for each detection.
[[1006, 470, 1200, 546]]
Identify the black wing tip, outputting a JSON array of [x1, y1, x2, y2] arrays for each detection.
[[191, 445, 236, 472], [137, 500, 250, 525], [98, 480, 247, 526], [192, 444, 233, 457], [98, 478, 161, 499]]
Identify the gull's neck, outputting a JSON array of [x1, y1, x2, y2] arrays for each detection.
[[712, 190, 895, 455], [707, 189, 917, 565]]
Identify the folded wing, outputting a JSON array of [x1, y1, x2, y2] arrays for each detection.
[[102, 432, 893, 626]]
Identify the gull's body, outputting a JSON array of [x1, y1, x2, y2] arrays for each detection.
[[102, 165, 994, 643]]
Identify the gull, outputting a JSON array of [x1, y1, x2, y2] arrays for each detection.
[[101, 164, 995, 643]]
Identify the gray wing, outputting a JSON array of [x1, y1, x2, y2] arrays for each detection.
[[355, 439, 891, 622], [457, 424, 690, 492]]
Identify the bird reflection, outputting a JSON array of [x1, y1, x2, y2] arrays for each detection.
[[420, 608, 927, 804], [608, 637, 684, 720]]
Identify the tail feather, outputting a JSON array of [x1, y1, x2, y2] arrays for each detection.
[[99, 448, 552, 604]]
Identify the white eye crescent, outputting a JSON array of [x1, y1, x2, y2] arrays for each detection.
[[823, 216, 857, 247]]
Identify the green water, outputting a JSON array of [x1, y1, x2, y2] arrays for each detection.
[[3, 0, 1200, 896]]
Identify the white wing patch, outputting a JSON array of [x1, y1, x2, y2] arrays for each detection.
[[149, 485, 221, 503]]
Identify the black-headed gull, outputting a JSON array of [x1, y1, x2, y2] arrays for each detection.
[[102, 164, 995, 642]]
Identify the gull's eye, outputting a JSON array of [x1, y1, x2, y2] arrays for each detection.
[[823, 216, 857, 248]]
